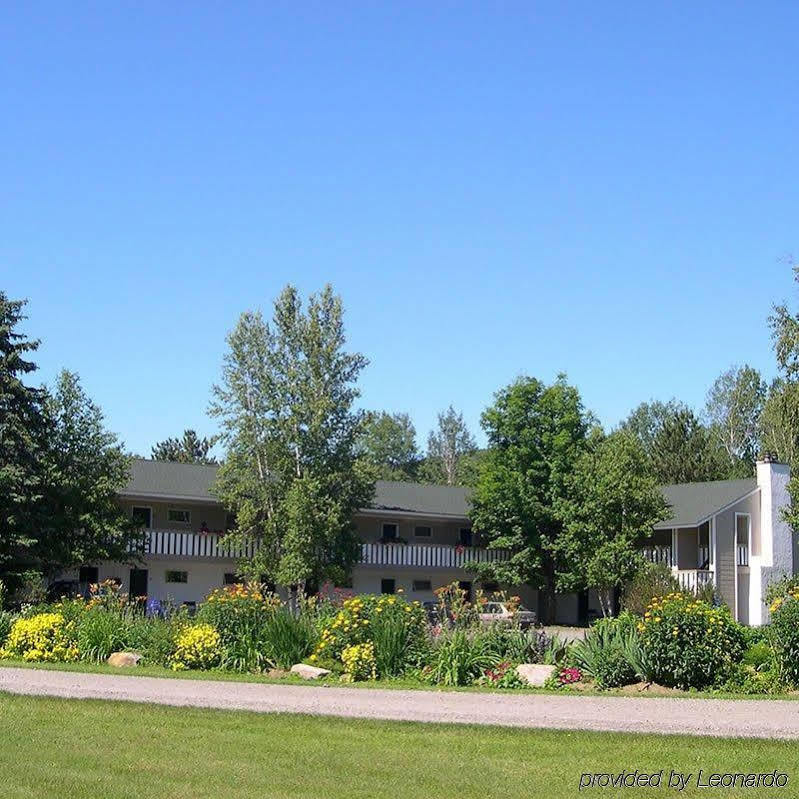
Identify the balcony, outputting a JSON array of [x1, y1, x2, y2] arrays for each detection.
[[360, 542, 510, 570], [132, 530, 257, 559], [675, 569, 714, 593]]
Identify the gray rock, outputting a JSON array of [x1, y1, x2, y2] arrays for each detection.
[[107, 652, 142, 668], [290, 663, 332, 680], [516, 663, 556, 687]]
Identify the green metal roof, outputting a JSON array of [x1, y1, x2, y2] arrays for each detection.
[[123, 459, 758, 527], [123, 459, 471, 517], [655, 478, 757, 529]]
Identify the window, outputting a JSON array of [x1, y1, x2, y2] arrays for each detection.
[[381, 523, 399, 540], [225, 513, 237, 531], [223, 573, 239, 585], [414, 525, 432, 538], [736, 514, 750, 567], [459, 528, 473, 547], [165, 570, 188, 584], [78, 566, 98, 584], [132, 506, 152, 528], [412, 579, 432, 592], [167, 508, 191, 524], [381, 578, 396, 595]]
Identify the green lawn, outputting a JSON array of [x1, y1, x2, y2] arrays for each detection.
[[0, 692, 794, 798]]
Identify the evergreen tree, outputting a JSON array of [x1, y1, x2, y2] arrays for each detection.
[[151, 429, 219, 464]]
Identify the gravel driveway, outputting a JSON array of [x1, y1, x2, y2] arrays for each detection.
[[2, 666, 797, 739]]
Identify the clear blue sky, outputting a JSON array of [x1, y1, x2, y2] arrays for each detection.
[[4, 2, 799, 455]]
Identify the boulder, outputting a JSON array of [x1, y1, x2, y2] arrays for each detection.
[[290, 663, 332, 680], [516, 663, 556, 687], [107, 652, 142, 668]]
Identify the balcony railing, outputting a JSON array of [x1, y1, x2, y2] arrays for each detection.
[[132, 530, 258, 559], [360, 542, 510, 569], [675, 569, 714, 593], [737, 545, 749, 567], [641, 545, 674, 566]]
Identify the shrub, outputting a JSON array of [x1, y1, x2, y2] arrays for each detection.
[[717, 664, 784, 695], [481, 624, 547, 664], [477, 660, 526, 689], [769, 591, 799, 686], [571, 613, 643, 689], [0, 613, 78, 662], [170, 624, 222, 671], [0, 611, 14, 648], [368, 595, 428, 677], [198, 583, 280, 671], [636, 593, 745, 689], [425, 629, 500, 686], [126, 614, 180, 667], [341, 641, 377, 681], [75, 606, 131, 663], [622, 562, 679, 616], [260, 608, 317, 670], [314, 595, 371, 662], [764, 574, 799, 605], [742, 642, 774, 671]]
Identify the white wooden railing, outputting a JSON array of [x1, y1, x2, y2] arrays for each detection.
[[360, 542, 510, 569], [675, 569, 714, 593], [132, 530, 258, 559], [641, 545, 673, 566], [737, 545, 749, 567]]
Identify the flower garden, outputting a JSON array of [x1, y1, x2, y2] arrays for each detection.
[[3, 574, 799, 694]]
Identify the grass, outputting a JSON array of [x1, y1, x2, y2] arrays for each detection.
[[3, 657, 799, 700], [0, 692, 795, 799]]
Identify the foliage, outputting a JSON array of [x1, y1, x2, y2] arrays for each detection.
[[313, 595, 371, 662], [0, 613, 78, 662], [717, 663, 784, 695], [571, 614, 642, 689], [0, 610, 15, 647], [432, 581, 478, 628], [622, 562, 680, 616], [75, 606, 132, 663], [209, 284, 375, 592], [126, 614, 182, 667], [420, 405, 477, 486], [742, 642, 774, 671], [764, 574, 799, 605], [768, 590, 799, 686], [636, 593, 745, 689], [260, 608, 317, 669], [470, 375, 589, 622], [650, 407, 728, 484], [424, 629, 500, 686], [556, 667, 583, 686], [36, 370, 137, 577], [171, 624, 222, 671], [198, 584, 280, 672], [760, 379, 799, 470], [477, 660, 526, 688], [151, 429, 219, 464], [0, 293, 48, 586], [556, 430, 666, 614], [368, 594, 428, 677], [341, 641, 377, 681], [356, 411, 419, 481], [704, 365, 765, 477], [620, 401, 728, 483]]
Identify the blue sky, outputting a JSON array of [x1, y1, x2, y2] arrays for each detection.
[[4, 2, 799, 454]]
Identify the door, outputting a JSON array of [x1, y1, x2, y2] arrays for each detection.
[[458, 580, 472, 601], [129, 568, 148, 599]]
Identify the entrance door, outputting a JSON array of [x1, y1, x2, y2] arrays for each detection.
[[129, 568, 148, 599], [458, 580, 472, 602]]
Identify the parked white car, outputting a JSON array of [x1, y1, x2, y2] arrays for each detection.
[[478, 601, 537, 629]]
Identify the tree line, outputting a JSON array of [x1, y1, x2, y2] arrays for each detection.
[[5, 265, 799, 612]]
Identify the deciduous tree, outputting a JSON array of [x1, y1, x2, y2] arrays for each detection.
[[420, 405, 477, 486], [469, 376, 589, 622], [356, 411, 419, 481], [209, 285, 375, 596]]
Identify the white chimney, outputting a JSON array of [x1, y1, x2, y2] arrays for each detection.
[[753, 456, 793, 624]]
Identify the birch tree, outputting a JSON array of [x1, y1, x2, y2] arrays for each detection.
[[209, 285, 374, 594]]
